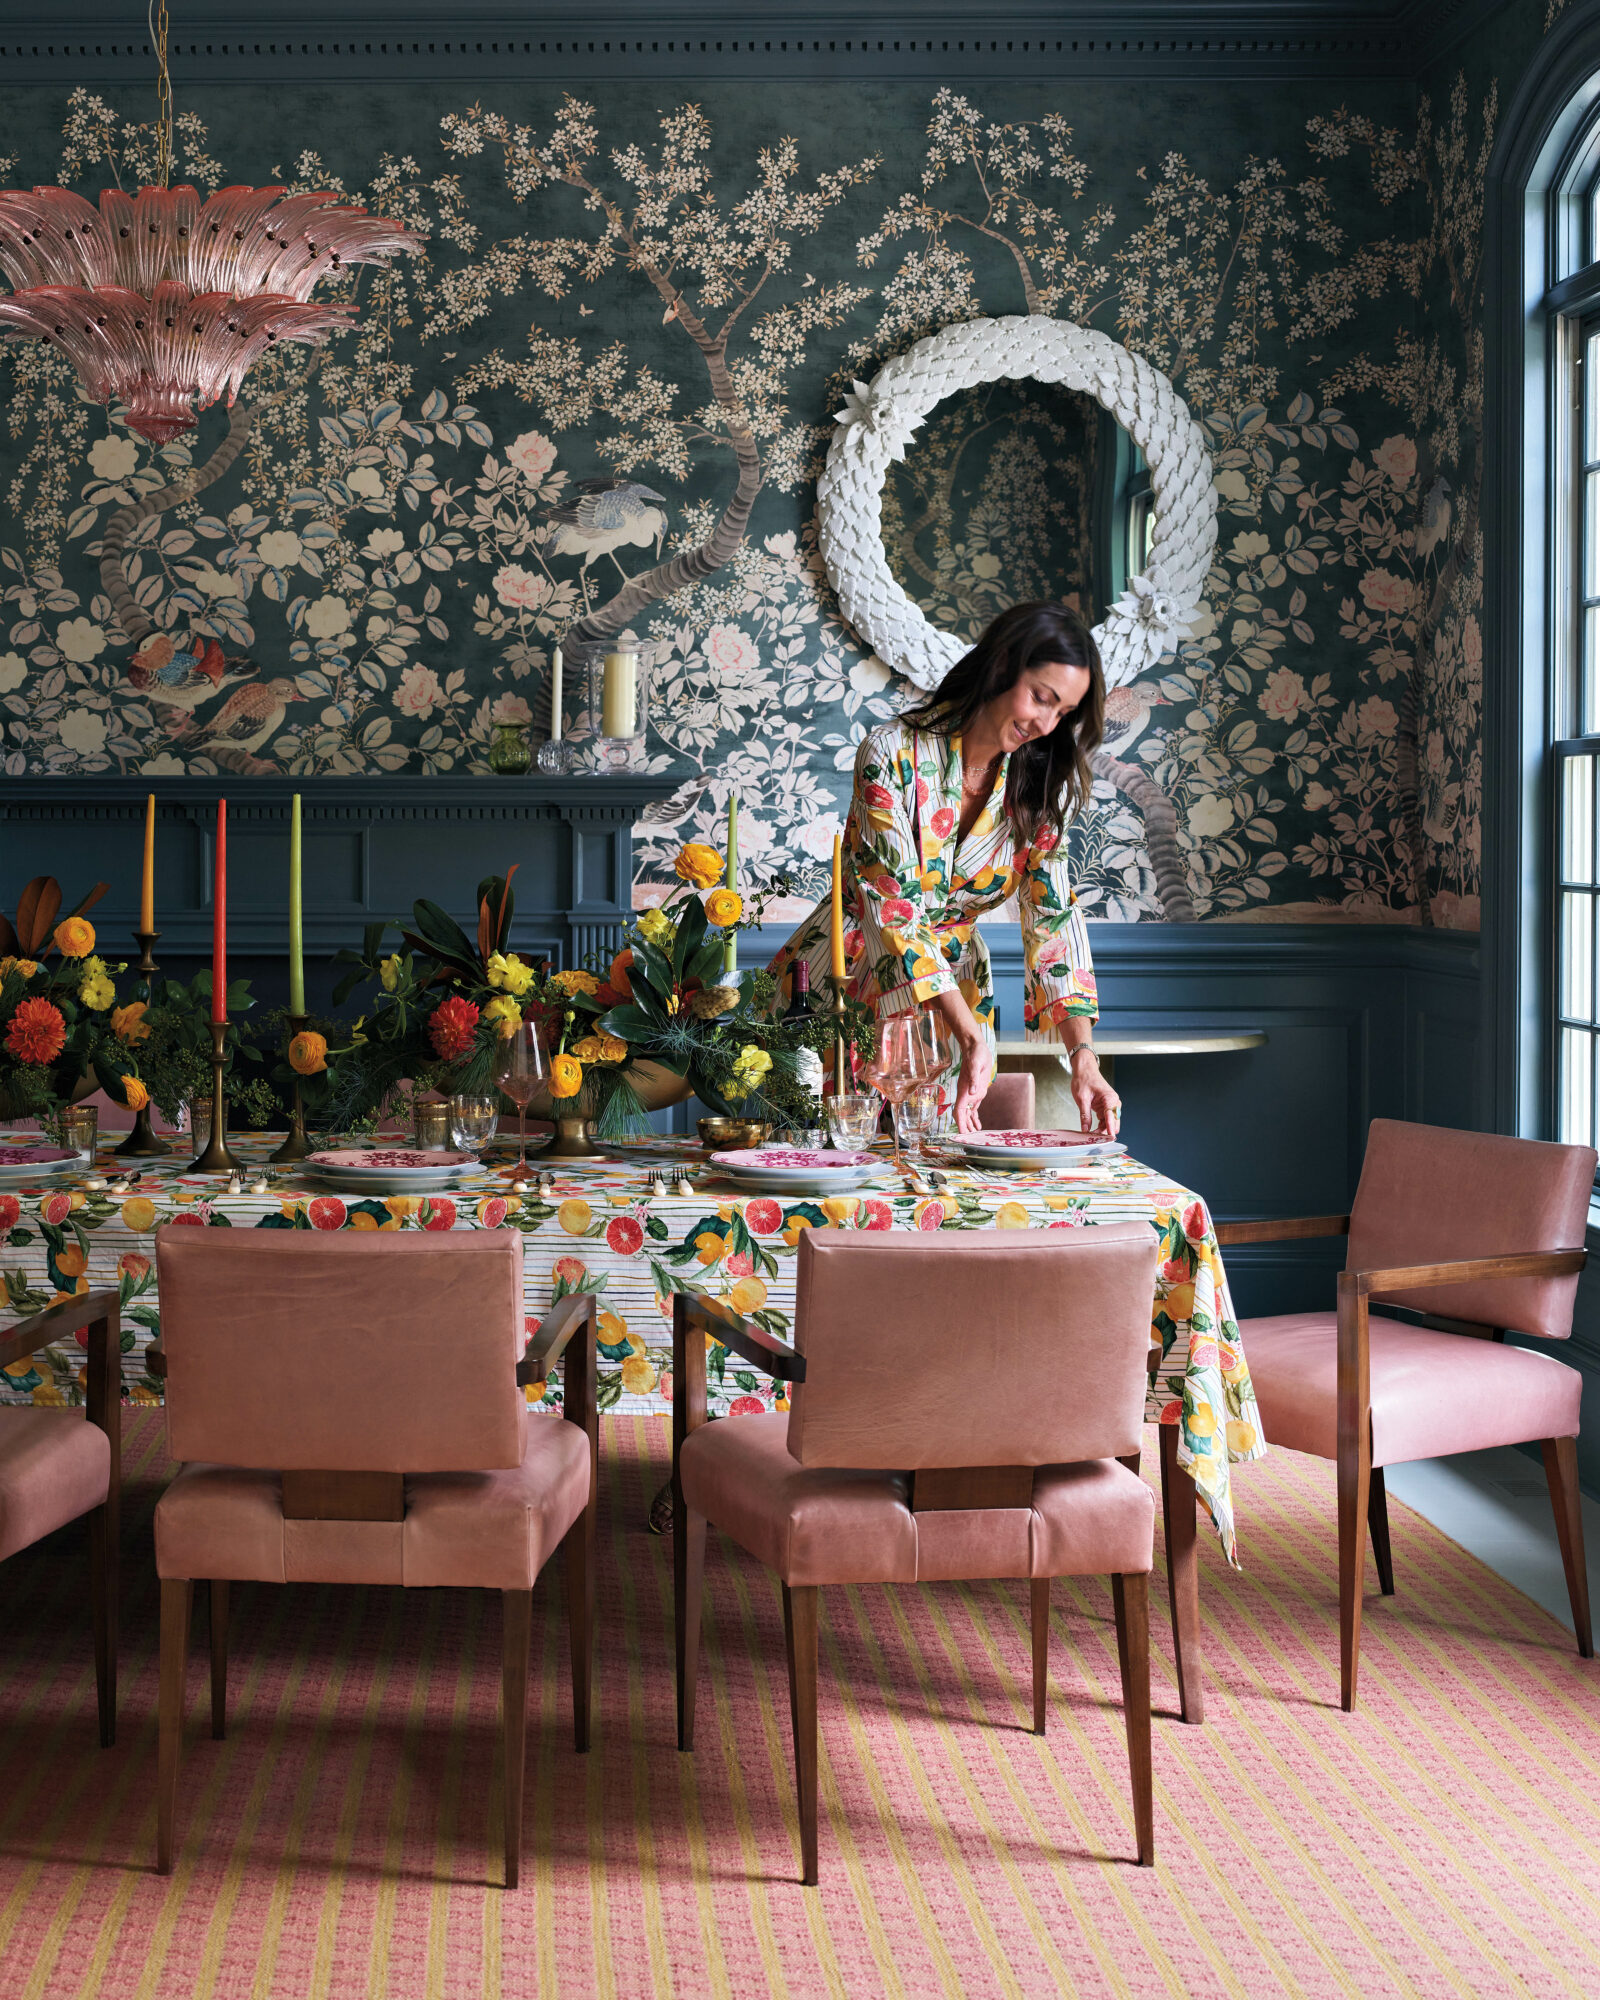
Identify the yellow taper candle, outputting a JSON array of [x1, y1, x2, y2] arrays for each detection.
[[139, 793, 156, 933], [724, 792, 739, 978], [830, 833, 846, 981], [288, 793, 305, 1015]]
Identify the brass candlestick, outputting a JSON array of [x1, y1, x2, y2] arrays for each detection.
[[270, 1013, 312, 1163], [827, 974, 850, 1099], [189, 1021, 240, 1174], [115, 930, 171, 1158]]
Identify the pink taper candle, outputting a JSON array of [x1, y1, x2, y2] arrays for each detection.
[[211, 800, 228, 1023]]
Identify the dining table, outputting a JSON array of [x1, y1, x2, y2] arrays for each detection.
[[0, 1129, 1264, 1565]]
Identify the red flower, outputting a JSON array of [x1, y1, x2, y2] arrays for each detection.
[[4, 997, 66, 1066], [428, 995, 481, 1063]]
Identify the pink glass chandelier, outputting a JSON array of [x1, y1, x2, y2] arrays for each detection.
[[0, 8, 416, 443]]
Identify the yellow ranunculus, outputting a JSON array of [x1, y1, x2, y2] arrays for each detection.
[[486, 951, 536, 997], [551, 968, 599, 998], [288, 1030, 328, 1075], [732, 1045, 772, 1081], [597, 1033, 627, 1063], [704, 887, 743, 928], [53, 917, 96, 958], [380, 953, 402, 991], [549, 1053, 584, 1098], [80, 974, 115, 1011], [570, 1035, 607, 1061], [0, 957, 40, 981], [673, 842, 723, 889], [111, 1000, 150, 1045], [483, 994, 521, 1037], [122, 1076, 149, 1112], [636, 907, 675, 947]]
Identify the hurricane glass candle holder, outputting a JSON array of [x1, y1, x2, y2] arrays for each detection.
[[587, 629, 654, 772]]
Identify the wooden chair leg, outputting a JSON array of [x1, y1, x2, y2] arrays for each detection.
[[502, 1588, 532, 1890], [785, 1583, 820, 1886], [1367, 1468, 1395, 1596], [1337, 1440, 1371, 1713], [89, 1499, 117, 1749], [675, 1505, 706, 1752], [157, 1578, 192, 1874], [1158, 1423, 1205, 1724], [781, 1580, 801, 1760], [1031, 1578, 1050, 1735], [1111, 1573, 1154, 1866], [1541, 1436, 1595, 1659], [564, 1510, 594, 1753], [209, 1581, 229, 1740]]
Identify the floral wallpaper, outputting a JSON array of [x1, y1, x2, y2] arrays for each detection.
[[0, 45, 1539, 927]]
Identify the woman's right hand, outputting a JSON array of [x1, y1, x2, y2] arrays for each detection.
[[953, 1032, 992, 1134]]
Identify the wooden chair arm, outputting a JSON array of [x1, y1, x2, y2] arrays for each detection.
[[0, 1288, 121, 1371], [1213, 1215, 1351, 1246], [676, 1292, 807, 1384], [1341, 1248, 1587, 1297], [518, 1292, 595, 1385]]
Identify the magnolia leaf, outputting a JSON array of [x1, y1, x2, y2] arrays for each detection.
[[15, 877, 62, 954]]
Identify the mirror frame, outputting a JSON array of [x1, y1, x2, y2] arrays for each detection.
[[817, 314, 1217, 692]]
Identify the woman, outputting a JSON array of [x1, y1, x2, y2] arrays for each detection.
[[771, 600, 1120, 1137]]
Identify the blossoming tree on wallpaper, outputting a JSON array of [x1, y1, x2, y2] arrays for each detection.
[[0, 77, 1491, 925]]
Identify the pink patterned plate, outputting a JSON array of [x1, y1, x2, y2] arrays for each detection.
[[0, 1143, 75, 1165], [306, 1148, 477, 1175], [710, 1147, 876, 1171], [956, 1129, 1126, 1166]]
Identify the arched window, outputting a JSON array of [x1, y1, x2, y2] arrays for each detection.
[[1483, 11, 1600, 1143]]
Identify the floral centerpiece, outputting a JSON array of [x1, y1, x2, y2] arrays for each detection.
[[0, 877, 118, 1123], [93, 971, 279, 1131]]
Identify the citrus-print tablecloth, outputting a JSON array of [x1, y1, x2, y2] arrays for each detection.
[[0, 1132, 1265, 1563]]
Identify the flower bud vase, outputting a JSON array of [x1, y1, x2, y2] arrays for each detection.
[[489, 721, 532, 776]]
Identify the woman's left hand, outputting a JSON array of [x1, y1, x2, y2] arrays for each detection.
[[1070, 1051, 1121, 1138]]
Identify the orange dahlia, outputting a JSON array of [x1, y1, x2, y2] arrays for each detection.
[[4, 997, 66, 1066], [427, 995, 480, 1063]]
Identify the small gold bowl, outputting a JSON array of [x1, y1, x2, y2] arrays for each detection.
[[698, 1117, 770, 1149]]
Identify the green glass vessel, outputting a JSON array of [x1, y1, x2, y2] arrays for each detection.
[[488, 721, 531, 775]]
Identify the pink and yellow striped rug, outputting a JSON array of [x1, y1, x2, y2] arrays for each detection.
[[1, 1413, 1597, 1998]]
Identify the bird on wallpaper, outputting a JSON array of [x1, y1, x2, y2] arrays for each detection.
[[126, 629, 259, 729], [1416, 475, 1453, 561], [543, 478, 669, 578], [184, 678, 299, 774], [1098, 682, 1170, 760]]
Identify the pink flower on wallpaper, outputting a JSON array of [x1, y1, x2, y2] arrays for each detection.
[[506, 431, 558, 484], [1259, 666, 1311, 721], [705, 624, 759, 676], [1372, 435, 1417, 486], [1461, 614, 1482, 668], [1355, 696, 1399, 741], [491, 693, 533, 725], [494, 565, 552, 612], [395, 664, 444, 717], [1359, 570, 1412, 617]]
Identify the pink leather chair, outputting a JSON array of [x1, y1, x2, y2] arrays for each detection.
[[0, 1289, 121, 1745], [673, 1225, 1160, 1883], [979, 1070, 1036, 1129], [152, 1229, 597, 1887], [1220, 1118, 1594, 1711]]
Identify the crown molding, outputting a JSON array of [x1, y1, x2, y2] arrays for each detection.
[[0, 2, 1462, 86]]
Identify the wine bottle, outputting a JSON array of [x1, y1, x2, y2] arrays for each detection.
[[784, 960, 813, 1022]]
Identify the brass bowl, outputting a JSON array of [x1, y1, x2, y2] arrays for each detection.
[[698, 1117, 770, 1150]]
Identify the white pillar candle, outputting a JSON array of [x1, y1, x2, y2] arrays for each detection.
[[602, 637, 639, 739], [549, 643, 563, 744]]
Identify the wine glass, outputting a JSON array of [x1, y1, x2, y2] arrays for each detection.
[[862, 1016, 936, 1168], [448, 1094, 499, 1165], [492, 1018, 547, 1173], [895, 1083, 945, 1160]]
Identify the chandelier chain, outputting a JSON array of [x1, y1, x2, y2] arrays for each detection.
[[148, 0, 172, 187]]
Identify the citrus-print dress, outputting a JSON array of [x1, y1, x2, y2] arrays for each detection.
[[770, 717, 1098, 1106]]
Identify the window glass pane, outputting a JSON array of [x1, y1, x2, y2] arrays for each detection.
[[1587, 468, 1600, 596], [1562, 1027, 1594, 1148], [1563, 754, 1595, 883], [1564, 892, 1594, 1020], [1589, 328, 1600, 463], [1586, 607, 1600, 737]]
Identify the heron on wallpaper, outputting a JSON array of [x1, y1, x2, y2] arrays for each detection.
[[543, 478, 669, 582]]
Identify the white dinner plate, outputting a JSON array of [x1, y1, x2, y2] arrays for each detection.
[[0, 1144, 79, 1187]]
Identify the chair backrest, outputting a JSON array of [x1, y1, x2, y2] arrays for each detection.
[[786, 1224, 1157, 1469], [979, 1071, 1036, 1129], [157, 1227, 525, 1471], [1348, 1118, 1596, 1338]]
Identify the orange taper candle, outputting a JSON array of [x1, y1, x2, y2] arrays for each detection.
[[139, 793, 156, 933], [211, 800, 228, 1023], [830, 832, 846, 981]]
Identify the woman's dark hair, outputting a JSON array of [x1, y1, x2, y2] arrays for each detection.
[[900, 600, 1104, 846]]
